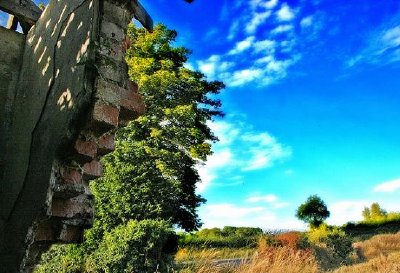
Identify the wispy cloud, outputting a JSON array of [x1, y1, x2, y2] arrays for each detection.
[[228, 36, 255, 55], [300, 16, 313, 28], [373, 178, 400, 193], [347, 24, 400, 68], [246, 11, 272, 34], [246, 194, 290, 208], [195, 0, 317, 88], [197, 55, 233, 79], [196, 118, 291, 193]]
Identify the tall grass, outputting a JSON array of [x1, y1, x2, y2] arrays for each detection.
[[176, 232, 400, 273]]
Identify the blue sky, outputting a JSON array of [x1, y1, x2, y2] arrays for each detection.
[[2, 0, 400, 230], [141, 0, 400, 230]]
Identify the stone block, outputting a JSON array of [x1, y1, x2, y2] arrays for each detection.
[[53, 183, 86, 199], [97, 134, 115, 155], [97, 56, 128, 86], [99, 36, 124, 62], [91, 101, 119, 131], [83, 160, 103, 180], [95, 78, 122, 106]]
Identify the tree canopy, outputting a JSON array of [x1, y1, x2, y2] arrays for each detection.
[[296, 195, 330, 228]]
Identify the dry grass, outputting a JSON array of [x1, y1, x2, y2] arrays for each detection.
[[331, 252, 400, 273], [352, 232, 400, 260], [177, 245, 318, 273], [176, 232, 400, 273], [175, 247, 255, 262]]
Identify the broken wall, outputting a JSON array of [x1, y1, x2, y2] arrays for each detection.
[[0, 0, 149, 272]]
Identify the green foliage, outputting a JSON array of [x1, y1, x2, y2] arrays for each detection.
[[306, 224, 353, 269], [36, 220, 174, 273], [90, 24, 224, 238], [362, 203, 387, 222], [307, 224, 344, 244], [178, 227, 263, 248], [37, 24, 224, 272], [85, 220, 174, 273], [361, 203, 400, 225], [35, 245, 85, 273], [296, 195, 330, 228]]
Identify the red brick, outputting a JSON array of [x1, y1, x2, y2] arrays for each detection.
[[83, 160, 102, 180], [92, 101, 119, 131], [128, 80, 138, 93], [51, 196, 93, 219], [97, 134, 115, 155], [119, 90, 146, 125], [74, 139, 97, 161], [60, 167, 82, 184]]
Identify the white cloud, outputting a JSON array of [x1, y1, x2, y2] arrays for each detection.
[[199, 203, 305, 230], [263, 0, 279, 9], [246, 11, 271, 34], [229, 68, 263, 86], [197, 55, 233, 80], [300, 16, 313, 28], [229, 36, 255, 55], [196, 149, 233, 193], [373, 178, 400, 193], [207, 120, 240, 145], [271, 24, 293, 34], [253, 39, 276, 53], [250, 0, 278, 10], [328, 200, 370, 225], [276, 3, 295, 21], [382, 26, 400, 49], [241, 132, 291, 171], [196, 119, 291, 192]]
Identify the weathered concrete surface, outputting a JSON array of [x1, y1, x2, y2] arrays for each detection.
[[0, 0, 99, 271], [0, 27, 25, 208]]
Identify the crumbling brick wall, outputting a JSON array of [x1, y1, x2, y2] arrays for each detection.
[[0, 1, 150, 272]]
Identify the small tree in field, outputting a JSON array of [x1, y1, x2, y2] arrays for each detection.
[[296, 195, 330, 228]]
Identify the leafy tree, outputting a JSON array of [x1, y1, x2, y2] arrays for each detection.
[[36, 24, 224, 272], [296, 195, 330, 228], [89, 24, 223, 239]]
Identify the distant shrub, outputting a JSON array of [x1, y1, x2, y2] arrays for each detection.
[[178, 226, 263, 249], [275, 232, 302, 248]]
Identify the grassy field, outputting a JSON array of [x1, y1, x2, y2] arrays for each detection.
[[175, 232, 400, 273]]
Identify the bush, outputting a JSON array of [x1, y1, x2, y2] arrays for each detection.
[[305, 224, 354, 270], [178, 227, 263, 249], [84, 220, 174, 273], [34, 244, 84, 273]]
